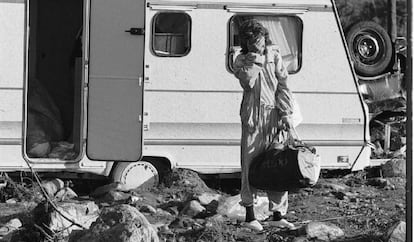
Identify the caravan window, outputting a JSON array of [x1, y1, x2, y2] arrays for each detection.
[[228, 15, 303, 73], [152, 12, 191, 57]]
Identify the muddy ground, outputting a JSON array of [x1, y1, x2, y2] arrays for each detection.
[[0, 164, 406, 242]]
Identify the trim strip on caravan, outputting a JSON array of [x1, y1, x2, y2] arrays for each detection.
[[0, 0, 24, 3], [0, 138, 21, 145], [147, 1, 331, 12], [144, 89, 359, 95], [144, 138, 365, 146], [226, 7, 307, 14]]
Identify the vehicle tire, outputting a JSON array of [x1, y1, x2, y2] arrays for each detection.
[[111, 161, 160, 190], [346, 21, 393, 77]]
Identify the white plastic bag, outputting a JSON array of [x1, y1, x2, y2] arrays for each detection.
[[217, 194, 272, 221]]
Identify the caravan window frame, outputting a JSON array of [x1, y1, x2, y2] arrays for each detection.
[[151, 11, 192, 57], [227, 15, 303, 74]]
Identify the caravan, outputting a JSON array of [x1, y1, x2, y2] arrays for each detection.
[[0, 0, 370, 188]]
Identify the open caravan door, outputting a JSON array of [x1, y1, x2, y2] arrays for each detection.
[[87, 0, 145, 161]]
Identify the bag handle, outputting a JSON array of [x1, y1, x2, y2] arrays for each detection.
[[271, 127, 301, 150]]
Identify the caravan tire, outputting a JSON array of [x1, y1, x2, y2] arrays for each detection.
[[111, 161, 159, 190], [346, 21, 393, 77]]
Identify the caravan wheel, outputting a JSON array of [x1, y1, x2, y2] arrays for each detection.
[[111, 161, 159, 190]]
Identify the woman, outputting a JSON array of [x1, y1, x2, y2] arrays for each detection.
[[233, 19, 295, 231]]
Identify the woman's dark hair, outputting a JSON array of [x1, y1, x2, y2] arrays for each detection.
[[239, 19, 272, 54]]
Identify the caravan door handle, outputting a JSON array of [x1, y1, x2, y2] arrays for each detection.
[[125, 28, 145, 35]]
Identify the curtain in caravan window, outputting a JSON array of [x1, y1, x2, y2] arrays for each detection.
[[255, 16, 300, 72]]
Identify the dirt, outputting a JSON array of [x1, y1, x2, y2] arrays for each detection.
[[0, 166, 406, 242]]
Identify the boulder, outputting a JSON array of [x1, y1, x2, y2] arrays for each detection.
[[382, 159, 406, 177], [34, 200, 99, 238], [181, 200, 206, 217], [197, 192, 221, 206], [386, 221, 406, 242], [70, 204, 159, 242], [300, 222, 344, 241]]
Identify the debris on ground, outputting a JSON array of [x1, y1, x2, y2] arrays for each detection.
[[33, 200, 99, 239], [0, 167, 407, 242]]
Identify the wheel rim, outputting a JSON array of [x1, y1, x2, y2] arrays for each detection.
[[121, 161, 159, 190], [353, 30, 385, 65]]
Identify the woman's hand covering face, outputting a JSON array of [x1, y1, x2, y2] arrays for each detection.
[[247, 35, 266, 55]]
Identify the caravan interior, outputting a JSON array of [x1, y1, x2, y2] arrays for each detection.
[[26, 0, 84, 161]]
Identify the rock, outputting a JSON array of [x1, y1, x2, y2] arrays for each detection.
[[55, 187, 78, 201], [128, 195, 142, 204], [395, 203, 405, 209], [366, 178, 388, 188], [300, 222, 344, 241], [0, 218, 22, 236], [382, 159, 406, 177], [103, 190, 131, 203], [197, 192, 221, 206], [34, 200, 99, 238], [70, 204, 159, 242], [41, 178, 65, 197], [386, 221, 406, 242], [181, 200, 206, 217], [139, 204, 157, 214], [90, 182, 130, 198], [5, 198, 17, 204]]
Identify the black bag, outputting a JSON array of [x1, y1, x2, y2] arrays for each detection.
[[248, 129, 320, 192]]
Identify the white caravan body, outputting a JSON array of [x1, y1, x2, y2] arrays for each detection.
[[0, 0, 370, 180]]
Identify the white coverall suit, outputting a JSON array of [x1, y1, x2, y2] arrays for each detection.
[[234, 45, 294, 216]]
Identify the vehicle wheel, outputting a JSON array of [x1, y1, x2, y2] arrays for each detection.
[[111, 161, 159, 190], [346, 21, 393, 77]]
